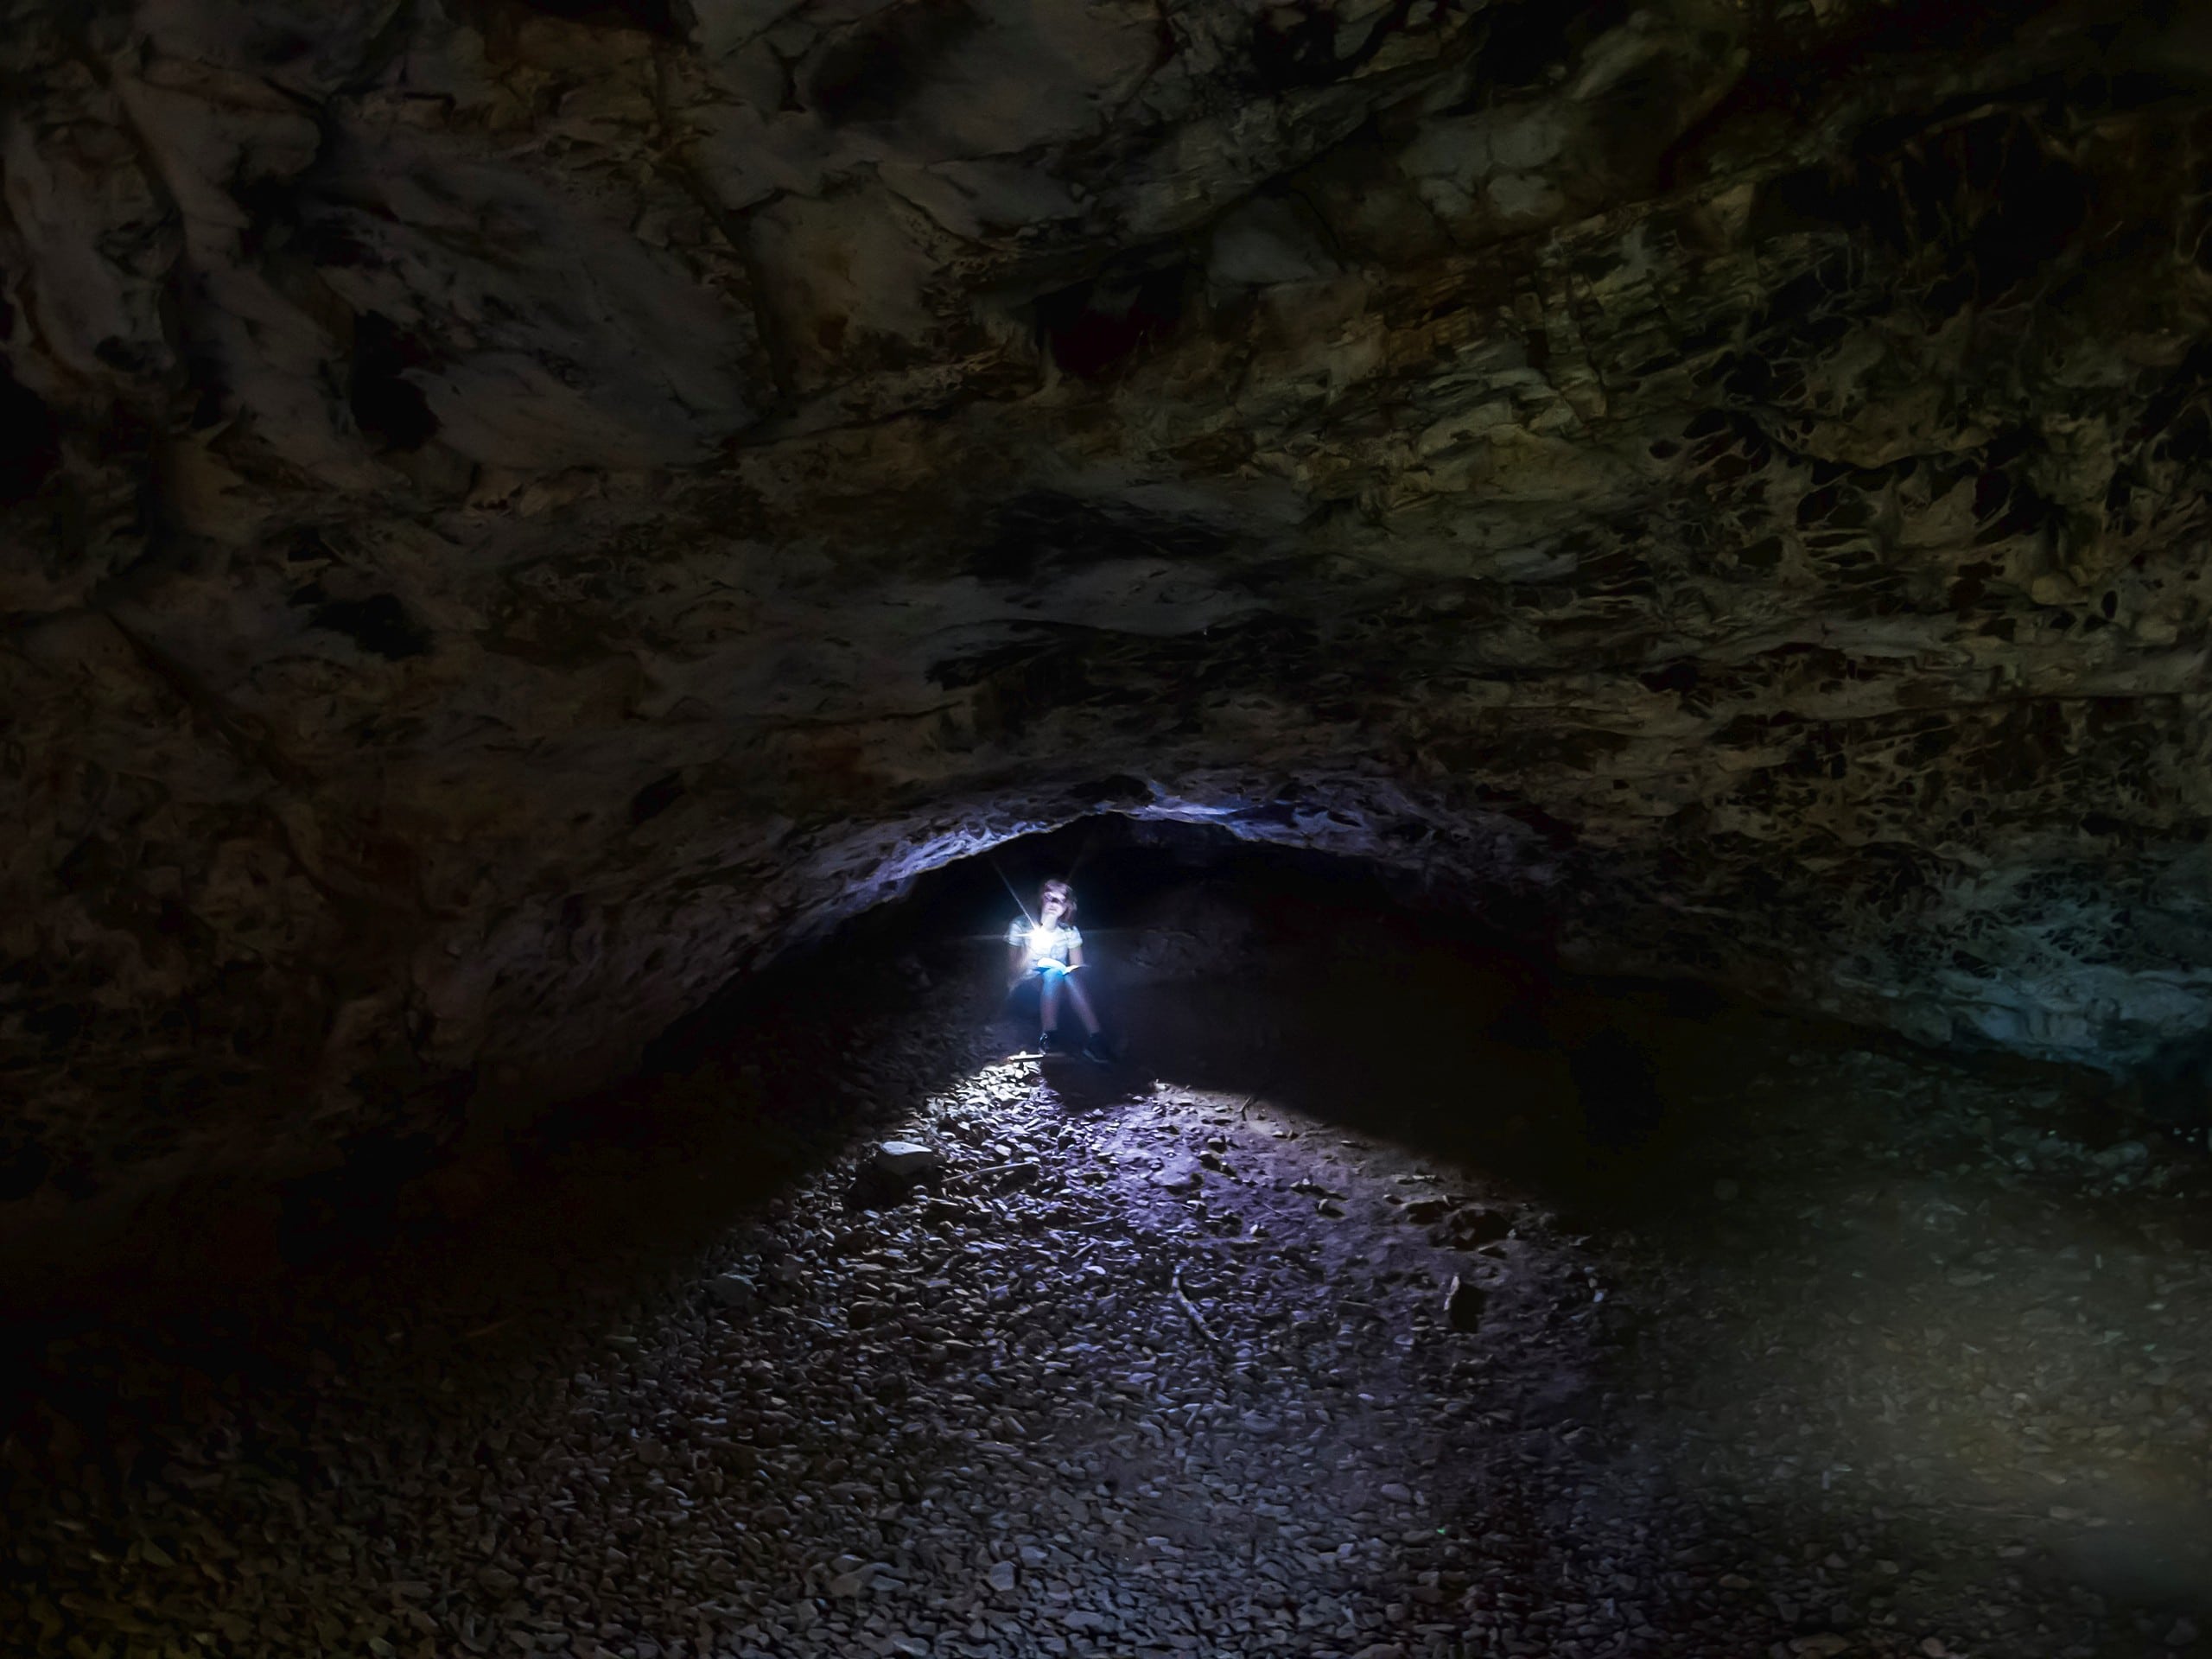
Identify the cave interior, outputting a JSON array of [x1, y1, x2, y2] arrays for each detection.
[[5, 0, 2212, 1655]]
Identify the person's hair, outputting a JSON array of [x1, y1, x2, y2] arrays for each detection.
[[1038, 879, 1077, 923]]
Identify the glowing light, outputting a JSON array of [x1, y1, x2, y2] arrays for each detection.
[[1026, 925, 1069, 972]]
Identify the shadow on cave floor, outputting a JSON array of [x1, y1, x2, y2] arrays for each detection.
[[3, 853, 2210, 1659]]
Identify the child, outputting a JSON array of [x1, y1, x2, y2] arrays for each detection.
[[1007, 878, 1116, 1062]]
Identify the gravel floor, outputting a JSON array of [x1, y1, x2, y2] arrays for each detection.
[[3, 913, 2209, 1659]]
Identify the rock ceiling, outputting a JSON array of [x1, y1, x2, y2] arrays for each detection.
[[4, 0, 2212, 1207]]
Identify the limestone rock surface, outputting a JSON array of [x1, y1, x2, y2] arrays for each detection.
[[6, 0, 2212, 1213]]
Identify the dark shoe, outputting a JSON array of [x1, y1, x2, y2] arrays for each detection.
[[1081, 1033, 1117, 1065], [1038, 1028, 1064, 1055]]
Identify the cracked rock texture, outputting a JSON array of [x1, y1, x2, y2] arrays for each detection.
[[6, 0, 2212, 1214]]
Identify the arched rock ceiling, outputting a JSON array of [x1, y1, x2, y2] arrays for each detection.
[[5, 0, 2212, 1202]]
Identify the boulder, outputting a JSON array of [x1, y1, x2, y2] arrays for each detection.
[[874, 1142, 944, 1181], [707, 1273, 758, 1312]]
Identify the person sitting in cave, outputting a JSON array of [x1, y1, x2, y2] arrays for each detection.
[[1007, 878, 1116, 1063]]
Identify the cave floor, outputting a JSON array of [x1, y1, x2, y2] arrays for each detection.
[[4, 941, 2210, 1659]]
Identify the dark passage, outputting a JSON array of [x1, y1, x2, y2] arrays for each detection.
[[3, 827, 2207, 1659]]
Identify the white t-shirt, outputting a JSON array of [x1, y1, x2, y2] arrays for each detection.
[[1010, 918, 1081, 968]]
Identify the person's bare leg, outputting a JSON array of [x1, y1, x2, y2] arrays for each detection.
[[1039, 972, 1062, 1039]]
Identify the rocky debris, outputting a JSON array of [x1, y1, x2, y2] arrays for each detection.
[[1151, 1156, 1205, 1192], [1, 966, 2207, 1659], [1430, 1206, 1512, 1249], [707, 1272, 759, 1312]]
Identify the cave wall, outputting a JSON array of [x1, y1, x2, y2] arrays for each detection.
[[5, 0, 2212, 1211]]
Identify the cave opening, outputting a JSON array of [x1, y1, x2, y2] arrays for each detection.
[[6, 823, 2208, 1658]]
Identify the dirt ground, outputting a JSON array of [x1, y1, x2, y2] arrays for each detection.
[[2, 870, 2208, 1659]]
